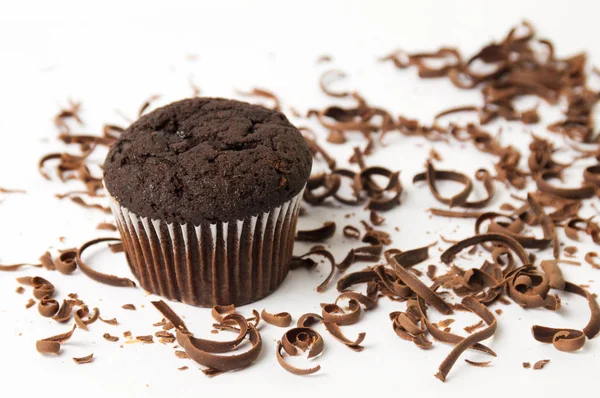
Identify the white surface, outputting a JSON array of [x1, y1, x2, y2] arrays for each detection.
[[1, 1, 600, 397]]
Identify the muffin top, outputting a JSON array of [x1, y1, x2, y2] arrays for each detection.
[[104, 97, 312, 224]]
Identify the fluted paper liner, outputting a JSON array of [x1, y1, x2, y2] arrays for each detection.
[[109, 190, 303, 307]]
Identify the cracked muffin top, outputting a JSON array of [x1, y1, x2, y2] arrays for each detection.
[[103, 97, 312, 224]]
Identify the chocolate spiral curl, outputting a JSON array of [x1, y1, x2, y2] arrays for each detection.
[[37, 295, 59, 317], [152, 300, 262, 375], [276, 327, 324, 375], [55, 249, 78, 274], [16, 276, 55, 299], [505, 267, 560, 310]]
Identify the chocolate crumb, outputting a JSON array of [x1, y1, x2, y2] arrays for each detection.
[[15, 286, 24, 294], [122, 304, 136, 310], [523, 362, 531, 369]]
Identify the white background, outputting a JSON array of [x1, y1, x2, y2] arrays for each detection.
[[1, 1, 600, 397]]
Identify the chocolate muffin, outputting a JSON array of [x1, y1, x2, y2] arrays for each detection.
[[104, 97, 312, 307]]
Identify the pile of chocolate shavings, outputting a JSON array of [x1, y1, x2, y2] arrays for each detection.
[[4, 20, 600, 383]]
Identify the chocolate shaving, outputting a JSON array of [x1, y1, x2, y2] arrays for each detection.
[[175, 351, 189, 359], [369, 210, 385, 226], [52, 299, 75, 323], [39, 252, 55, 270], [103, 333, 119, 342], [291, 249, 337, 292], [99, 316, 118, 326], [585, 252, 600, 269], [389, 251, 453, 315], [152, 300, 262, 374], [97, 222, 117, 231], [236, 88, 281, 111], [465, 359, 491, 367], [464, 320, 484, 334], [323, 321, 366, 351], [55, 249, 77, 274], [296, 221, 336, 242], [108, 243, 124, 253], [73, 353, 94, 364], [319, 69, 351, 98], [211, 304, 236, 322], [138, 95, 160, 117], [38, 295, 59, 317], [533, 359, 550, 370], [418, 297, 496, 356], [122, 304, 136, 310], [297, 313, 324, 328], [1, 263, 42, 272], [25, 299, 35, 309], [430, 208, 484, 218], [435, 297, 497, 382], [343, 225, 361, 239], [15, 286, 24, 294], [76, 238, 136, 287], [523, 362, 531, 369], [136, 335, 154, 343], [0, 187, 26, 194], [277, 327, 324, 375], [36, 341, 61, 355], [413, 163, 495, 208], [441, 233, 530, 266], [535, 170, 595, 200], [16, 276, 55, 299], [532, 326, 585, 352], [261, 309, 292, 327]]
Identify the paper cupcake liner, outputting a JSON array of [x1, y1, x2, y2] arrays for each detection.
[[109, 190, 303, 307]]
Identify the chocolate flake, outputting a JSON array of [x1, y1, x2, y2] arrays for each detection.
[[99, 316, 118, 326], [136, 335, 154, 343], [122, 304, 136, 311], [464, 359, 491, 367], [73, 353, 94, 364], [533, 359, 550, 370], [96, 222, 117, 231], [103, 333, 119, 342]]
